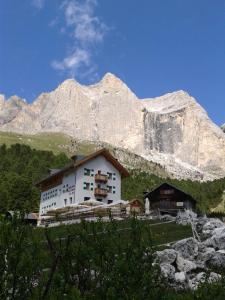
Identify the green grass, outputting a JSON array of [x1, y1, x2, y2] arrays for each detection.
[[36, 218, 192, 248], [0, 131, 72, 154], [0, 131, 100, 156]]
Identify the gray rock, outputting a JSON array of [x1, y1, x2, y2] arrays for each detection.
[[160, 264, 176, 280], [174, 272, 186, 283], [160, 214, 176, 222], [208, 250, 225, 268], [188, 272, 222, 290], [172, 238, 199, 259], [176, 210, 197, 225], [208, 272, 222, 283], [197, 247, 215, 263], [176, 255, 197, 272], [202, 219, 225, 238], [204, 233, 225, 250], [188, 272, 206, 290], [155, 249, 177, 264]]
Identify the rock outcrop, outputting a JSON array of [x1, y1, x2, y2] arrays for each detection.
[[1, 73, 225, 180], [156, 215, 225, 290], [0, 94, 27, 125]]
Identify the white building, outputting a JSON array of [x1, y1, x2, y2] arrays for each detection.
[[36, 149, 129, 216]]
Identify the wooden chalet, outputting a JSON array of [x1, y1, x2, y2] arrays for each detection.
[[144, 183, 196, 214]]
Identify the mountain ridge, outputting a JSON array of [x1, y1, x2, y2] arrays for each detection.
[[1, 73, 225, 180]]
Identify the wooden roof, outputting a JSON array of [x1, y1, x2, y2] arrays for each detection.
[[144, 182, 197, 202], [36, 148, 129, 187]]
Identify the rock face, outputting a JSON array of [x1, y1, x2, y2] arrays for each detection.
[[221, 124, 225, 133], [1, 73, 225, 180], [0, 95, 27, 125]]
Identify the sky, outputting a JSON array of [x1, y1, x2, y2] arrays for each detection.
[[0, 0, 225, 125]]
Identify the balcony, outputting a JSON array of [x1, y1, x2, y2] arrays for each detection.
[[94, 187, 108, 197], [95, 173, 108, 183]]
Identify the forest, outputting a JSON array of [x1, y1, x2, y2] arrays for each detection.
[[0, 143, 225, 213], [0, 144, 69, 212]]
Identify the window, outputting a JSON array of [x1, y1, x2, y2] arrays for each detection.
[[70, 197, 73, 204], [83, 182, 91, 190], [84, 168, 91, 176], [97, 198, 102, 202], [84, 197, 90, 201], [98, 170, 101, 174], [108, 200, 113, 204], [107, 185, 112, 193], [64, 199, 67, 206], [107, 172, 112, 179]]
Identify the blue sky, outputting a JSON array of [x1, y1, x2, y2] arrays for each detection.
[[0, 0, 225, 125]]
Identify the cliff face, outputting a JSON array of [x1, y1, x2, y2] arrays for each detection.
[[0, 95, 27, 125], [0, 73, 225, 180]]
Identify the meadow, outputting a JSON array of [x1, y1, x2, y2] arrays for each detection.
[[1, 217, 225, 299]]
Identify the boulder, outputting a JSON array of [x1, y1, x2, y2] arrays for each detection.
[[188, 272, 222, 290], [155, 249, 177, 264], [197, 247, 215, 264], [174, 272, 186, 283], [208, 272, 222, 284], [176, 210, 197, 225], [208, 250, 225, 268], [202, 219, 225, 238], [176, 255, 197, 272], [172, 238, 199, 259], [188, 272, 206, 290], [160, 264, 176, 280], [204, 233, 225, 250]]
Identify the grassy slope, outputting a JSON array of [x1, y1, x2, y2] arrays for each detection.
[[0, 131, 96, 155]]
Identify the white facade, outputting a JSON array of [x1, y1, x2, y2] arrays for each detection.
[[39, 155, 122, 216]]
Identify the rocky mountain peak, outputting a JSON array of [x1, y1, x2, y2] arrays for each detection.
[[8, 95, 27, 107], [1, 75, 225, 180], [56, 78, 81, 92], [142, 90, 199, 114]]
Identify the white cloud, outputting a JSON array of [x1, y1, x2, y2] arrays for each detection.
[[51, 0, 108, 78], [51, 49, 90, 76], [63, 0, 106, 44], [32, 0, 45, 9]]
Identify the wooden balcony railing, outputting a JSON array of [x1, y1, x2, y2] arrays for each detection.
[[95, 174, 108, 183], [94, 188, 108, 197]]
